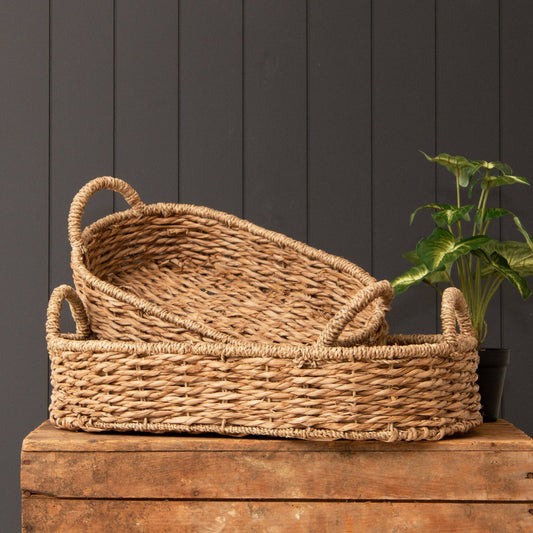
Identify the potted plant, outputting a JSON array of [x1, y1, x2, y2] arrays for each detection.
[[392, 152, 533, 421]]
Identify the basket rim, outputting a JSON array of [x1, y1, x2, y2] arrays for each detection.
[[47, 331, 478, 362], [77, 201, 379, 285]]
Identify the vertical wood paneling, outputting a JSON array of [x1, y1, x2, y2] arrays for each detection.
[[0, 3, 49, 529], [372, 0, 437, 333], [437, 0, 501, 347], [115, 0, 179, 205], [50, 1, 114, 292], [5, 7, 533, 530], [308, 0, 371, 269], [500, 0, 533, 435], [243, 0, 307, 241], [179, 0, 242, 215]]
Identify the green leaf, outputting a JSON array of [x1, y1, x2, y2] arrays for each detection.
[[425, 266, 453, 286], [401, 249, 453, 284], [416, 228, 455, 270], [478, 160, 513, 174], [402, 249, 420, 264], [420, 152, 480, 187], [409, 203, 451, 225], [431, 205, 473, 227], [416, 228, 490, 271], [475, 208, 508, 225], [481, 174, 530, 189], [475, 249, 532, 300], [475, 208, 533, 250], [391, 263, 429, 294], [512, 214, 533, 250], [479, 240, 533, 278], [409, 203, 472, 226], [468, 177, 482, 198]]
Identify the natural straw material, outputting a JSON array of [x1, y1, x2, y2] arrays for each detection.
[[68, 177, 393, 347], [47, 285, 481, 442]]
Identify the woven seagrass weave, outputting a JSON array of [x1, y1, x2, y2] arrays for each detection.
[[68, 177, 393, 347], [47, 285, 481, 442]]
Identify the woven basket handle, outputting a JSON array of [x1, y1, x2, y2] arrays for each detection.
[[317, 280, 394, 347], [68, 177, 145, 252], [441, 287, 475, 343], [46, 285, 91, 339]]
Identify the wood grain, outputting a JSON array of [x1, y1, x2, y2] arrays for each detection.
[[21, 447, 533, 501], [22, 420, 533, 453], [22, 498, 533, 533], [21, 422, 533, 531]]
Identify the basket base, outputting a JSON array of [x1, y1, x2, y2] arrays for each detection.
[[49, 414, 482, 442]]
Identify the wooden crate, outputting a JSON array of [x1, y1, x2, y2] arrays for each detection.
[[21, 420, 533, 532]]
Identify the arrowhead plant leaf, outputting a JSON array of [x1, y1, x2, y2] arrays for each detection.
[[478, 241, 533, 278], [420, 152, 481, 187], [416, 228, 490, 271], [409, 203, 473, 226], [431, 205, 473, 227], [392, 152, 533, 345], [402, 249, 420, 264], [481, 174, 530, 189], [391, 263, 429, 294], [475, 208, 533, 250], [474, 249, 532, 299], [474, 208, 509, 225], [478, 160, 513, 174], [409, 203, 451, 225], [400, 249, 453, 286]]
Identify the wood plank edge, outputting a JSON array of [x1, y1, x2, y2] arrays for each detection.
[[21, 420, 533, 453], [21, 498, 533, 533]]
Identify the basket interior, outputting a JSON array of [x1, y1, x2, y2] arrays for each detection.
[[83, 213, 386, 346]]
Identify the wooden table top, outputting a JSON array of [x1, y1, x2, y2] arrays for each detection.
[[23, 419, 533, 453]]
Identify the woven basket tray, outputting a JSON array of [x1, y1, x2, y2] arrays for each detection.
[[47, 285, 482, 442], [68, 177, 393, 347]]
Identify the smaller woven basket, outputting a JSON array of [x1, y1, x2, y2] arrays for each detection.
[[68, 177, 393, 348], [47, 285, 481, 442]]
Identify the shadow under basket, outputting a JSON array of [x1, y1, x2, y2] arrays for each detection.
[[46, 285, 482, 442]]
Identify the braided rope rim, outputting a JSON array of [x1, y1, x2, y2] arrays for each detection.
[[47, 285, 478, 361]]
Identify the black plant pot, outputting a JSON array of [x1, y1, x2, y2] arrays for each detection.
[[477, 348, 510, 423]]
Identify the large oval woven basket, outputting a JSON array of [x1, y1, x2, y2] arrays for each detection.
[[69, 177, 393, 347], [47, 285, 481, 442]]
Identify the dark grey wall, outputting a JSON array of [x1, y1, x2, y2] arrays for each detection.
[[2, 1, 533, 529]]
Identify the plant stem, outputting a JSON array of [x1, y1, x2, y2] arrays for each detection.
[[474, 256, 482, 334], [481, 185, 490, 228], [456, 174, 464, 240], [476, 275, 503, 344], [474, 190, 484, 236]]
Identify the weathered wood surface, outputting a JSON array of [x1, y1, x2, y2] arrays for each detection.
[[21, 499, 533, 533], [21, 421, 533, 501], [22, 419, 533, 452], [20, 449, 533, 501]]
